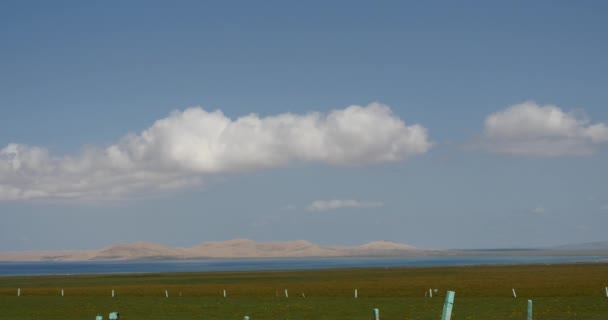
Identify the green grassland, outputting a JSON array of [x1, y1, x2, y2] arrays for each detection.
[[1, 263, 608, 319]]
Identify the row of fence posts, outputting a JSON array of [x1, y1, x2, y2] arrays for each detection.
[[14, 286, 608, 299], [239, 291, 461, 320], [13, 286, 608, 319], [11, 287, 608, 299], [89, 290, 533, 320], [87, 290, 533, 320]]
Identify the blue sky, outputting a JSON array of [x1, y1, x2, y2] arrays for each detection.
[[1, 1, 608, 251]]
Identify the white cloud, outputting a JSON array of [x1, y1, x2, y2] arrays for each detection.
[[479, 102, 608, 156], [0, 103, 432, 201], [307, 199, 384, 212], [531, 206, 546, 214]]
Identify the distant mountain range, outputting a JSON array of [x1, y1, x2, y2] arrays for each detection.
[[550, 241, 608, 251], [0, 239, 422, 262], [1, 239, 607, 262]]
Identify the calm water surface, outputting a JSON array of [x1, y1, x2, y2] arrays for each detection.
[[1, 256, 606, 276]]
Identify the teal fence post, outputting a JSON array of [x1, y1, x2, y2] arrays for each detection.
[[373, 308, 380, 320], [527, 300, 533, 320], [441, 291, 455, 320]]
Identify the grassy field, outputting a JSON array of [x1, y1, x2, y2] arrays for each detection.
[[1, 263, 608, 319]]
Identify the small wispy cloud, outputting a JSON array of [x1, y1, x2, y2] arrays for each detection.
[[531, 206, 546, 214], [307, 199, 384, 212]]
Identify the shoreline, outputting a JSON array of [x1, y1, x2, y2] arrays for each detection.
[[1, 255, 607, 278]]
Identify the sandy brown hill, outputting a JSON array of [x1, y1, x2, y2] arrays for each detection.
[[186, 239, 340, 258], [0, 239, 420, 261], [92, 242, 186, 260], [357, 240, 417, 251]]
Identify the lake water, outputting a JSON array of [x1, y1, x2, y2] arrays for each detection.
[[1, 255, 606, 276]]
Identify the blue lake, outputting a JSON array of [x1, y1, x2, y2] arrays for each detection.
[[1, 255, 606, 276]]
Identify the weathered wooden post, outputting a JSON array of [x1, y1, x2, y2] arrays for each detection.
[[373, 308, 380, 320], [527, 299, 533, 320], [441, 291, 455, 320]]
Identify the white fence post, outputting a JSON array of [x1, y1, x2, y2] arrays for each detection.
[[441, 291, 455, 320], [527, 299, 533, 320], [512, 288, 517, 298], [373, 308, 380, 320]]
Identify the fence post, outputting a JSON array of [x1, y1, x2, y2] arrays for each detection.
[[61, 289, 64, 297], [512, 288, 517, 298], [244, 316, 249, 320], [112, 289, 115, 297], [527, 299, 533, 320], [441, 291, 455, 320], [284, 289, 288, 298], [17, 288, 20, 297], [373, 308, 380, 320], [223, 289, 227, 298], [355, 288, 358, 299], [165, 290, 169, 298]]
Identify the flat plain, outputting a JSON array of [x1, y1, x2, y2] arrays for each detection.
[[1, 262, 608, 319]]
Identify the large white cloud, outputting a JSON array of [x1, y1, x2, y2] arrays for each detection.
[[307, 199, 384, 212], [0, 103, 432, 201], [479, 102, 608, 156]]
